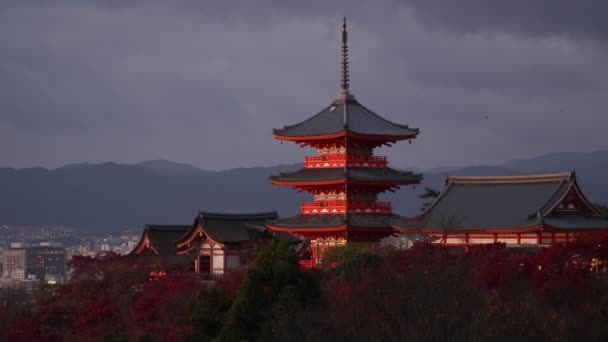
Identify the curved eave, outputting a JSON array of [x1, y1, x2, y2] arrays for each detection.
[[267, 225, 394, 233], [176, 244, 196, 255], [347, 226, 395, 232], [395, 225, 545, 234], [543, 225, 608, 232], [569, 179, 604, 217], [129, 232, 160, 256], [267, 225, 348, 233], [271, 178, 421, 187], [175, 226, 225, 249], [273, 130, 419, 142]]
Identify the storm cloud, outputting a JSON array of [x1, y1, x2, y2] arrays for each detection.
[[0, 0, 606, 170]]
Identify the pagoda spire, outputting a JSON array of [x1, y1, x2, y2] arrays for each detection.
[[340, 17, 350, 94]]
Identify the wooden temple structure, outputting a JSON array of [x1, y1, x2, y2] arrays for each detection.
[[128, 225, 192, 273], [130, 211, 296, 276], [175, 211, 282, 275], [394, 172, 608, 246], [266, 18, 422, 266]]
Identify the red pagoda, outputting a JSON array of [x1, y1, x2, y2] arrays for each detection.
[[267, 18, 422, 265]]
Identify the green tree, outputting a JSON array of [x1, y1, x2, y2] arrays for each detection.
[[217, 241, 319, 342], [593, 203, 608, 215], [418, 187, 441, 211], [321, 242, 383, 280]]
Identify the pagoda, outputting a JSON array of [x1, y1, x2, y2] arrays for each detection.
[[267, 18, 422, 265]]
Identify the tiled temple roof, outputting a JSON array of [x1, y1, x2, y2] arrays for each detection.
[[397, 172, 608, 231], [273, 96, 419, 139], [270, 167, 422, 184]]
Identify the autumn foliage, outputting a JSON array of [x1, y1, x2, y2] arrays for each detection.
[[3, 236, 608, 341]]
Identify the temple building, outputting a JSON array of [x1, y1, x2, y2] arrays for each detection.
[[175, 212, 284, 275], [130, 211, 296, 276], [128, 225, 192, 272], [266, 18, 422, 266], [394, 172, 608, 246]]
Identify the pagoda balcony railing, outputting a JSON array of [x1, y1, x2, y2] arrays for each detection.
[[301, 200, 392, 214], [305, 154, 388, 168], [299, 260, 315, 270]]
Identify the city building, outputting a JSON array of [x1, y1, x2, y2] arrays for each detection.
[[26, 246, 67, 283], [3, 248, 26, 279], [266, 18, 422, 266]]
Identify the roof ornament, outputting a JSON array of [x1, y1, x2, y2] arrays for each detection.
[[341, 17, 350, 94]]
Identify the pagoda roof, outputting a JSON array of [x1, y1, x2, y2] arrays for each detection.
[[268, 214, 399, 230], [270, 167, 422, 184], [273, 96, 419, 140], [129, 225, 190, 256], [396, 172, 608, 231], [177, 211, 279, 247]]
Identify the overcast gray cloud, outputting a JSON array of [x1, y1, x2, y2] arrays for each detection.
[[405, 0, 608, 40], [0, 0, 607, 170]]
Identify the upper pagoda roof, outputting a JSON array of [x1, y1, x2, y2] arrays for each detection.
[[175, 211, 282, 249], [129, 225, 190, 256], [270, 167, 422, 184], [273, 96, 419, 140], [397, 172, 608, 231], [273, 18, 419, 142]]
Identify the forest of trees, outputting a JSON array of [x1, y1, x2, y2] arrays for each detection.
[[3, 237, 608, 341]]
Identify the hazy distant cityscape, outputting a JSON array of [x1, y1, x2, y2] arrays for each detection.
[[0, 224, 139, 291]]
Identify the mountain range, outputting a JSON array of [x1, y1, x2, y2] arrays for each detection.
[[1, 151, 607, 232]]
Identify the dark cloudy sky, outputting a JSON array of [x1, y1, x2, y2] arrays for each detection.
[[1, 0, 607, 171]]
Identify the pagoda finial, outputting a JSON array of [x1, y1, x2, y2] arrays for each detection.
[[341, 17, 350, 94]]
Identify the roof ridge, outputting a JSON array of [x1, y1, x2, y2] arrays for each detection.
[[447, 172, 572, 184], [418, 181, 454, 218], [355, 101, 416, 131], [274, 103, 336, 132], [198, 211, 278, 220], [528, 177, 572, 219], [537, 179, 574, 217]]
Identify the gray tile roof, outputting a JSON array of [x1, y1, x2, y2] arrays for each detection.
[[130, 225, 190, 256], [268, 214, 399, 229], [270, 167, 422, 184], [191, 211, 279, 244], [543, 216, 608, 230], [273, 97, 419, 138], [399, 172, 606, 231]]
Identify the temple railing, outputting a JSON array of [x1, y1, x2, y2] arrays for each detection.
[[299, 260, 315, 270], [301, 200, 392, 214], [305, 154, 388, 168]]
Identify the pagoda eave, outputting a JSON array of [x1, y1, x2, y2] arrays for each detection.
[[267, 225, 348, 233], [274, 131, 418, 144], [271, 179, 421, 187], [267, 225, 395, 234]]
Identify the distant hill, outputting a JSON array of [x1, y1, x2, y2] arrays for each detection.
[[136, 160, 216, 177], [1, 153, 607, 232]]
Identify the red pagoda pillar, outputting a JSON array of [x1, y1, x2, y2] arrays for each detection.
[[267, 18, 422, 266]]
